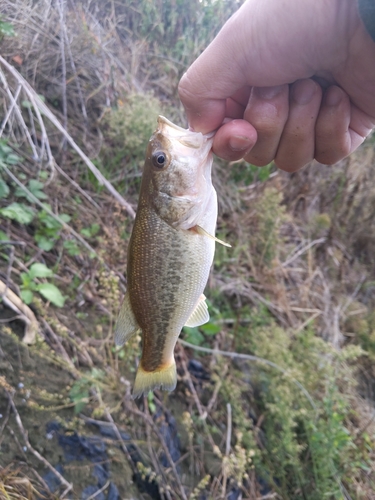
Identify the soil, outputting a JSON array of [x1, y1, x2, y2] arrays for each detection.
[[0, 304, 143, 499]]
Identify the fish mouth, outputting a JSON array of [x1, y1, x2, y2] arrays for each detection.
[[157, 115, 215, 150]]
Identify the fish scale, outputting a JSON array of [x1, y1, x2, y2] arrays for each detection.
[[129, 208, 214, 373]]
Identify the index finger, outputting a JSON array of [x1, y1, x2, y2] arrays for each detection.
[[178, 57, 246, 134]]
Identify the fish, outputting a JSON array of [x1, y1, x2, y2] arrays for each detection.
[[114, 115, 229, 398]]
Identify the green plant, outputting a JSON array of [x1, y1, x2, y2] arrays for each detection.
[[34, 207, 71, 251], [222, 324, 366, 499], [20, 262, 66, 307], [0, 16, 15, 40], [252, 187, 288, 267], [69, 368, 105, 413], [0, 140, 20, 199], [14, 179, 48, 202], [230, 161, 275, 186], [0, 201, 35, 224], [99, 93, 163, 194]]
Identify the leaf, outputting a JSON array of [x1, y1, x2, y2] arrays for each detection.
[[0, 142, 12, 156], [0, 20, 15, 37], [15, 179, 47, 201], [35, 235, 56, 251], [12, 55, 23, 65], [28, 179, 44, 191], [0, 176, 9, 199], [80, 228, 92, 238], [20, 289, 34, 304], [59, 213, 71, 223], [0, 230, 8, 241], [27, 179, 47, 200], [200, 322, 221, 335], [147, 392, 156, 414], [20, 272, 33, 288], [29, 262, 53, 279], [81, 223, 100, 238], [5, 153, 20, 165], [0, 202, 34, 224], [69, 379, 90, 414], [183, 326, 204, 346], [63, 240, 81, 256], [21, 100, 32, 109], [36, 283, 66, 307]]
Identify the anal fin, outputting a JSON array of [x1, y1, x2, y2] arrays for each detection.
[[114, 292, 140, 346], [185, 294, 210, 327]]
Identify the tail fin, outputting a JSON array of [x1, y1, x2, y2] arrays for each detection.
[[132, 361, 177, 399]]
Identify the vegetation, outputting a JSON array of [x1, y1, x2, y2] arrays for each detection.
[[1, 0, 375, 499]]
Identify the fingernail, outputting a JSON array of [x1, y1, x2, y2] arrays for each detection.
[[292, 80, 317, 105], [324, 87, 342, 106], [229, 135, 252, 151], [254, 85, 284, 100]]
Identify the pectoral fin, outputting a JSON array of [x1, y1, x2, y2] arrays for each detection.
[[194, 225, 231, 248], [185, 294, 210, 327], [114, 292, 140, 346]]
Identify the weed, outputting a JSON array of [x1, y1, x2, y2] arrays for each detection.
[[20, 262, 66, 307], [99, 93, 163, 193], [35, 207, 71, 251], [69, 368, 105, 414], [252, 187, 288, 267]]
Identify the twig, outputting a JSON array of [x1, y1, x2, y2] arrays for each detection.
[[57, 0, 68, 145], [86, 480, 110, 500], [0, 278, 39, 344], [181, 360, 206, 419], [0, 69, 39, 160], [282, 238, 326, 268], [0, 82, 22, 136], [222, 402, 232, 500], [143, 401, 173, 500], [41, 319, 76, 371], [180, 359, 218, 452], [102, 409, 138, 475], [7, 390, 73, 498], [3, 245, 15, 298], [225, 403, 232, 457], [54, 162, 101, 209], [294, 311, 322, 334], [0, 398, 12, 442]]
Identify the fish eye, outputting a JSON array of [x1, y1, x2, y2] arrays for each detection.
[[152, 151, 168, 169]]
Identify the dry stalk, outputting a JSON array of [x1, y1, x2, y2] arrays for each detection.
[[0, 278, 39, 344], [0, 56, 136, 218], [125, 401, 188, 500], [41, 318, 76, 371]]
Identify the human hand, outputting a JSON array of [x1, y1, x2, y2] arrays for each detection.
[[178, 0, 375, 171]]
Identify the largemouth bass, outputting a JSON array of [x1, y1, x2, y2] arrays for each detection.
[[115, 116, 228, 398]]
